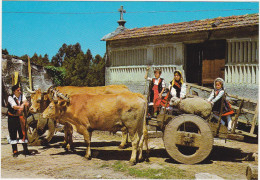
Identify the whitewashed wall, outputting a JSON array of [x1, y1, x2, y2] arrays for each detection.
[[226, 38, 259, 85], [105, 65, 184, 94]]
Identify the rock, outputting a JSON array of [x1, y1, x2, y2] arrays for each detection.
[[246, 164, 258, 180], [195, 173, 224, 179], [96, 175, 102, 179]]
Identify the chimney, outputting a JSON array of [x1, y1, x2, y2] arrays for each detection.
[[117, 5, 126, 27]]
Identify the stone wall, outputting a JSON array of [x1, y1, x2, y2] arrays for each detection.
[[2, 58, 53, 105]]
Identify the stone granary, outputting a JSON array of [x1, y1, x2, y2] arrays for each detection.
[[102, 9, 259, 99]]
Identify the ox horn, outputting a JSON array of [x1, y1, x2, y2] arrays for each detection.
[[26, 87, 36, 94], [53, 91, 58, 104]]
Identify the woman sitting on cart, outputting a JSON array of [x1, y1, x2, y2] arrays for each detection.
[[168, 70, 186, 100], [159, 70, 187, 113], [145, 67, 166, 117], [207, 77, 234, 131]]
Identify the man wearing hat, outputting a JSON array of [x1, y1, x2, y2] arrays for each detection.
[[7, 84, 30, 157]]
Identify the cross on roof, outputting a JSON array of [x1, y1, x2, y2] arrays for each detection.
[[118, 6, 126, 20]]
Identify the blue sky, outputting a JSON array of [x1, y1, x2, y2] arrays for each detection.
[[2, 1, 259, 60]]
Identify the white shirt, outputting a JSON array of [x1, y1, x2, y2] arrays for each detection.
[[169, 82, 186, 99], [147, 77, 166, 88], [8, 94, 26, 108], [207, 90, 225, 104]]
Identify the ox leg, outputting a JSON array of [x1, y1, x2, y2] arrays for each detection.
[[63, 123, 74, 151], [138, 128, 149, 162], [82, 129, 92, 160], [128, 131, 141, 165], [119, 126, 128, 149]]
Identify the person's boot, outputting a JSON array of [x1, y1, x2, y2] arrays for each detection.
[[22, 143, 31, 156], [12, 144, 18, 157], [13, 150, 18, 157]]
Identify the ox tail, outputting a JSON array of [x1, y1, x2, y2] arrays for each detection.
[[138, 99, 149, 162]]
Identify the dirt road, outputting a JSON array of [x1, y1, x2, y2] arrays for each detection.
[[1, 114, 258, 179]]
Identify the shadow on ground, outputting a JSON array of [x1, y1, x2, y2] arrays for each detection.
[[34, 135, 255, 164]]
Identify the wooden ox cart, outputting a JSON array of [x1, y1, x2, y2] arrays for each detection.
[[147, 83, 258, 164]]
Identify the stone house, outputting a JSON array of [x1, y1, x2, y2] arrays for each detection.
[[102, 12, 259, 99]]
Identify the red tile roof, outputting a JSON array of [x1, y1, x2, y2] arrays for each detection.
[[107, 13, 259, 41]]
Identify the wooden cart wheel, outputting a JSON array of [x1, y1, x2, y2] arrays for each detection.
[[26, 114, 56, 145], [45, 118, 56, 143], [163, 114, 213, 164], [26, 115, 40, 145]]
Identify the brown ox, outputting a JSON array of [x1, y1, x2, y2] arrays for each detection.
[[28, 85, 129, 113], [28, 85, 130, 149], [42, 91, 148, 165]]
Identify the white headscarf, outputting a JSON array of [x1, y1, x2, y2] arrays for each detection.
[[214, 77, 225, 90]]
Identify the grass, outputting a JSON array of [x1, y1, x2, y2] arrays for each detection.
[[110, 161, 193, 179]]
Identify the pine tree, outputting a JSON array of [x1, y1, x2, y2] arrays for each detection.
[[31, 53, 39, 64]]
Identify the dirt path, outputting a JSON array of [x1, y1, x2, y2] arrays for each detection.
[[1, 114, 258, 179]]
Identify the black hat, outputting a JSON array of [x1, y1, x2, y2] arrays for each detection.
[[12, 84, 20, 92]]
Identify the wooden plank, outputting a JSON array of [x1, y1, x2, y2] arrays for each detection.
[[186, 83, 257, 103], [227, 94, 257, 104], [235, 129, 257, 138], [175, 131, 201, 147], [226, 133, 244, 141], [237, 118, 250, 124], [148, 119, 159, 127], [231, 105, 255, 115], [231, 100, 244, 133], [250, 103, 258, 134], [186, 83, 212, 92]]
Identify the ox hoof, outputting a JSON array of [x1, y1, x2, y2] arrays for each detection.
[[84, 155, 91, 160], [129, 161, 136, 166]]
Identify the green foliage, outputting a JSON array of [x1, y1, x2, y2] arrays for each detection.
[[2, 49, 9, 55], [30, 53, 51, 66], [111, 161, 193, 179], [3, 42, 106, 87], [62, 46, 105, 86], [44, 66, 66, 86], [51, 43, 83, 67]]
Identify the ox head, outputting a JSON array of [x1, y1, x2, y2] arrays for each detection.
[[42, 90, 70, 119], [27, 87, 50, 113]]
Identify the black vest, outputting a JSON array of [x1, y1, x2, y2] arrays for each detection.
[[149, 78, 164, 102], [7, 94, 22, 115], [212, 90, 232, 115], [170, 80, 182, 98]]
